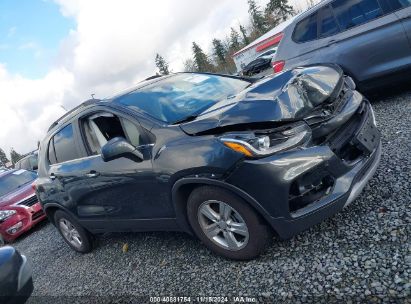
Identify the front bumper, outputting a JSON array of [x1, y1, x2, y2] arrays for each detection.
[[273, 142, 381, 239], [226, 101, 381, 239], [0, 203, 46, 243]]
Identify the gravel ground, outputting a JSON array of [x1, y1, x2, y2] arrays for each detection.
[[12, 89, 411, 303]]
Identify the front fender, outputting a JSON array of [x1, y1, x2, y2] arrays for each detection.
[[42, 203, 73, 225]]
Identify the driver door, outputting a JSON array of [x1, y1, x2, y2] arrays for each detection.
[[49, 110, 173, 231]]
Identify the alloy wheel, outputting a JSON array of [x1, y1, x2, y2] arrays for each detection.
[[58, 218, 83, 249], [197, 200, 249, 251]]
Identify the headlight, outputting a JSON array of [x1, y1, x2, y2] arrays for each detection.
[[0, 210, 17, 221], [220, 123, 311, 157]]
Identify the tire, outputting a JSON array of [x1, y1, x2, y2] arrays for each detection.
[[54, 210, 94, 253], [187, 186, 272, 260]]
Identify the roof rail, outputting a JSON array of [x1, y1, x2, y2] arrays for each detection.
[[143, 75, 163, 81], [47, 99, 100, 132]]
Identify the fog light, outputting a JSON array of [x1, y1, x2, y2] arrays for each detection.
[[7, 221, 23, 234]]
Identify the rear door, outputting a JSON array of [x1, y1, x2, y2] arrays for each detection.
[[285, 11, 325, 67], [323, 0, 411, 82]]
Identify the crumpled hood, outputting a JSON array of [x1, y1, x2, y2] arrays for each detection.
[[180, 65, 343, 135]]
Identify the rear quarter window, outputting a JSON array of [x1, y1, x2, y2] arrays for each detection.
[[319, 5, 340, 38], [331, 0, 383, 31], [293, 12, 318, 43], [380, 0, 411, 12]]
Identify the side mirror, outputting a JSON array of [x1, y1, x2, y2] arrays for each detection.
[[101, 137, 144, 162]]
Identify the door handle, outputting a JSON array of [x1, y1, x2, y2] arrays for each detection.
[[326, 40, 338, 46], [85, 171, 100, 178]]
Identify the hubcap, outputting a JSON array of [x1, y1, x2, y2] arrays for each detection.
[[197, 200, 249, 251], [59, 218, 83, 249]]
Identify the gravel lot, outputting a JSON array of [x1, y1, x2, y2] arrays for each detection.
[[13, 89, 411, 303]]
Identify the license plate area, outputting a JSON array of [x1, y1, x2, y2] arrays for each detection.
[[352, 108, 380, 155]]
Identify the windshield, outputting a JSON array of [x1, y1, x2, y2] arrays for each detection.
[[0, 170, 37, 197], [259, 49, 276, 57], [113, 73, 251, 124]]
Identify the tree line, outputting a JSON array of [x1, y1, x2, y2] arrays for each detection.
[[0, 147, 23, 167], [155, 0, 295, 75]]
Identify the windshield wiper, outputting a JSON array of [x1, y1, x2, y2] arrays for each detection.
[[172, 115, 199, 125]]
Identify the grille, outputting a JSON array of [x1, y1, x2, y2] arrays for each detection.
[[18, 195, 38, 207]]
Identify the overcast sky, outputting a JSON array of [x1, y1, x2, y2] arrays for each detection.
[[0, 0, 313, 158]]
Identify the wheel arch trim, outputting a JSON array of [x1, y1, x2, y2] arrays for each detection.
[[42, 203, 72, 224], [171, 178, 273, 234]]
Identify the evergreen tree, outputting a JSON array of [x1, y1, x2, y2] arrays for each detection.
[[155, 53, 170, 75], [248, 0, 268, 34], [239, 25, 250, 46], [0, 148, 9, 166], [10, 148, 22, 165], [192, 42, 214, 72], [265, 0, 294, 24], [229, 27, 241, 52], [212, 39, 227, 66], [182, 58, 197, 72]]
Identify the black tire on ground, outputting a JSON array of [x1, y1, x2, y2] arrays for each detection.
[[54, 210, 94, 253], [187, 186, 272, 260]]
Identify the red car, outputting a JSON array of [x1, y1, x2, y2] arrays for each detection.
[[0, 169, 46, 244]]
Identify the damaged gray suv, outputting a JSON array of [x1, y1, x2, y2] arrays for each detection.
[[35, 65, 381, 260]]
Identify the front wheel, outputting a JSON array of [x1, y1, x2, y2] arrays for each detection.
[[54, 210, 94, 253], [187, 186, 272, 260]]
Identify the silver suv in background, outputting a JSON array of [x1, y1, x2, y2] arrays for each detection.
[[15, 152, 38, 172], [272, 0, 411, 90]]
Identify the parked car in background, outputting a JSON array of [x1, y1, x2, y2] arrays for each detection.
[[272, 0, 411, 91], [242, 57, 272, 76], [36, 66, 381, 260], [0, 246, 33, 304], [256, 47, 277, 60], [15, 152, 38, 172], [0, 170, 46, 244]]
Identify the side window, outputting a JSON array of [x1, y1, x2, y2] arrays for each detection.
[[319, 5, 340, 38], [53, 124, 79, 163], [81, 113, 143, 155], [332, 0, 383, 31], [293, 12, 318, 43]]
